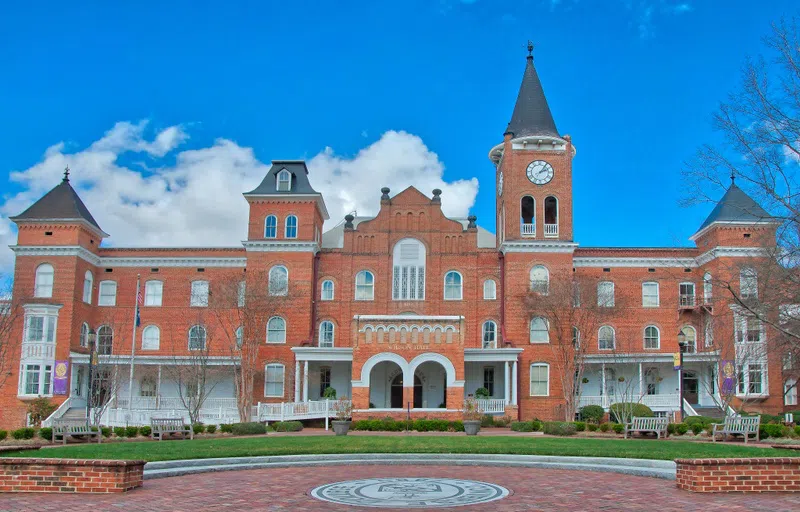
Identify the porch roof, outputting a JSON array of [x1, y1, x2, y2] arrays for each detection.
[[582, 351, 720, 364], [69, 353, 240, 366], [291, 347, 353, 361], [464, 348, 524, 362]]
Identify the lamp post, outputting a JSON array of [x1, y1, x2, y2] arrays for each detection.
[[677, 328, 687, 421], [85, 328, 97, 423]]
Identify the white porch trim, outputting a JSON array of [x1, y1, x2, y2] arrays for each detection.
[[291, 347, 353, 361], [69, 353, 240, 366], [464, 348, 523, 362]]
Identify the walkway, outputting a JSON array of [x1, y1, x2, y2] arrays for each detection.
[[4, 465, 799, 511]]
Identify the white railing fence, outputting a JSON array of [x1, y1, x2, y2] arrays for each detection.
[[42, 396, 75, 427], [544, 223, 558, 237], [520, 223, 535, 236], [473, 398, 506, 414], [577, 393, 680, 410]]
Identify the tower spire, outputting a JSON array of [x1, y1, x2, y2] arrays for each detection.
[[504, 42, 559, 139], [63, 165, 70, 182]]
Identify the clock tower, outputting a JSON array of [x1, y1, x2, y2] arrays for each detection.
[[490, 43, 575, 246]]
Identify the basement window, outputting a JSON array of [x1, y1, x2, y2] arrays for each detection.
[[197, 268, 205, 273], [684, 268, 692, 273], [603, 268, 611, 273], [648, 268, 655, 273], [151, 268, 159, 273], [44, 231, 53, 236], [104, 268, 113, 273], [744, 233, 751, 238]]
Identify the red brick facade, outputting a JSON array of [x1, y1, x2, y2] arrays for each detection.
[[676, 458, 800, 493], [0, 458, 144, 493]]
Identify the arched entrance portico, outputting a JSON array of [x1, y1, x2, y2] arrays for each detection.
[[414, 361, 448, 409], [369, 360, 405, 409]]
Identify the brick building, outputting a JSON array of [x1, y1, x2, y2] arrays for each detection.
[[0, 48, 791, 430]]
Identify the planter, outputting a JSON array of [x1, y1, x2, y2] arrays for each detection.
[[463, 420, 481, 436], [332, 420, 351, 436]]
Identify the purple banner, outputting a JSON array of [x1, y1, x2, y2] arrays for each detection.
[[720, 360, 736, 394], [53, 360, 69, 395]]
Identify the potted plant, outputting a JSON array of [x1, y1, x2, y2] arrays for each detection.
[[474, 387, 490, 399], [323, 386, 337, 400], [331, 396, 353, 436], [463, 396, 483, 435], [581, 377, 589, 384]]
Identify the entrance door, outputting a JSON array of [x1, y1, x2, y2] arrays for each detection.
[[683, 371, 699, 404], [390, 374, 403, 409], [413, 375, 423, 408]]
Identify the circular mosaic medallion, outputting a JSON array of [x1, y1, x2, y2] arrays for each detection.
[[310, 477, 510, 508]]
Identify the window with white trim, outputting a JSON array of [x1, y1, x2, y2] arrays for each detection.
[[276, 169, 291, 192], [392, 238, 425, 300], [34, 264, 54, 298], [141, 325, 160, 350], [530, 265, 549, 294], [97, 325, 113, 355], [703, 272, 712, 303], [738, 362, 766, 395], [785, 379, 797, 406], [264, 215, 278, 238], [530, 363, 550, 396], [238, 281, 246, 307], [444, 271, 462, 300], [735, 315, 763, 343], [644, 325, 660, 349], [188, 325, 207, 350], [190, 280, 209, 307], [265, 363, 285, 397], [483, 367, 495, 396], [645, 367, 659, 395], [321, 280, 334, 301], [598, 325, 615, 350], [267, 316, 286, 343], [530, 317, 549, 343], [642, 281, 659, 307], [268, 266, 288, 296], [285, 215, 298, 239], [681, 325, 697, 353], [83, 271, 93, 304], [597, 281, 614, 307], [319, 321, 334, 348], [98, 281, 117, 306], [704, 317, 714, 348], [235, 326, 243, 348], [25, 314, 56, 343], [483, 279, 496, 300], [572, 326, 580, 347], [145, 280, 163, 306], [355, 271, 374, 301], [80, 322, 89, 348], [319, 366, 331, 397], [740, 267, 758, 299], [20, 363, 52, 396], [140, 376, 157, 397], [679, 282, 696, 307], [482, 321, 497, 349]]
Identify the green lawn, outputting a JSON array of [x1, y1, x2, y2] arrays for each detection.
[[3, 435, 797, 462]]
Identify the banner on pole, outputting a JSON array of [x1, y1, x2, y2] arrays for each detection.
[[673, 353, 681, 371], [53, 361, 69, 395], [721, 360, 736, 394]]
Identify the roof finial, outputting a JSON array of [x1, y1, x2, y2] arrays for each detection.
[[63, 165, 70, 182], [730, 171, 735, 184], [527, 40, 534, 61]]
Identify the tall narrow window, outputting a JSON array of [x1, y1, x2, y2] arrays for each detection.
[[238, 281, 246, 307], [598, 325, 615, 350], [679, 282, 696, 307], [530, 363, 550, 396], [264, 363, 285, 397], [530, 317, 549, 343], [80, 322, 90, 348], [520, 196, 535, 236], [444, 271, 462, 300], [145, 280, 163, 306], [141, 325, 160, 350], [321, 280, 334, 301], [98, 281, 117, 306], [530, 266, 549, 294], [482, 321, 497, 349], [319, 321, 335, 347], [392, 239, 425, 300], [82, 271, 93, 304], [680, 325, 697, 353], [276, 169, 291, 192], [191, 280, 209, 307], [703, 272, 712, 304], [544, 196, 558, 237], [285, 215, 298, 238], [785, 379, 798, 406], [644, 325, 660, 349], [645, 368, 660, 395], [268, 266, 289, 296], [235, 326, 244, 348], [642, 281, 659, 307], [264, 215, 278, 238], [25, 314, 56, 343], [97, 325, 113, 355], [572, 326, 580, 347], [740, 267, 758, 299], [597, 281, 614, 307], [483, 367, 495, 396], [320, 367, 332, 397], [267, 316, 286, 343], [483, 279, 496, 300], [188, 325, 207, 350], [355, 271, 374, 300], [34, 264, 54, 298]]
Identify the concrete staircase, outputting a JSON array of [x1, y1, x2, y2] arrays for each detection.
[[60, 408, 88, 421], [692, 406, 727, 420]]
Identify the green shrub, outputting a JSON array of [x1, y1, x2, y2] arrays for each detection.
[[113, 427, 126, 437], [449, 420, 464, 432], [101, 426, 111, 438], [510, 421, 534, 432], [608, 402, 654, 423], [612, 423, 624, 434], [690, 423, 704, 435], [494, 416, 511, 427], [684, 416, 720, 428], [12, 427, 35, 440], [795, 425, 800, 437], [230, 422, 267, 435], [206, 424, 217, 434], [531, 419, 543, 431], [760, 424, 791, 439], [413, 419, 450, 432], [0, 430, 7, 441], [542, 421, 577, 436], [586, 423, 598, 432], [675, 423, 689, 435], [474, 387, 490, 399], [579, 405, 605, 424], [574, 421, 586, 432], [192, 423, 204, 435], [220, 423, 233, 433], [667, 423, 676, 435], [125, 426, 139, 438], [322, 387, 337, 399], [26, 397, 57, 427], [272, 421, 303, 432], [139, 426, 152, 437], [599, 423, 610, 433], [39, 427, 53, 440], [480, 415, 495, 428]]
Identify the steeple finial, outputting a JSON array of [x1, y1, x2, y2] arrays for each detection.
[[527, 40, 534, 61], [730, 171, 736, 184], [63, 166, 70, 182]]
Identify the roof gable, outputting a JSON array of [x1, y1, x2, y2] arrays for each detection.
[[695, 182, 776, 234], [244, 160, 320, 196], [10, 177, 105, 235]]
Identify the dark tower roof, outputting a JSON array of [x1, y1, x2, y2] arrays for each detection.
[[504, 43, 560, 139], [10, 170, 106, 235], [695, 181, 776, 233], [244, 160, 320, 196]]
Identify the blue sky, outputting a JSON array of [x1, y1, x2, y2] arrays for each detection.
[[0, 0, 797, 266]]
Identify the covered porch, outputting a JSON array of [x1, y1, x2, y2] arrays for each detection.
[[464, 348, 523, 415]]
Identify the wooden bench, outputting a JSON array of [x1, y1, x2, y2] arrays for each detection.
[[51, 420, 102, 445], [624, 416, 669, 439], [712, 415, 761, 443], [151, 418, 193, 441]]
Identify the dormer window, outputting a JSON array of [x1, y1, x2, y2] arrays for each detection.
[[277, 169, 291, 192]]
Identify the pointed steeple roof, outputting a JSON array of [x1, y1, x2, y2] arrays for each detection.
[[694, 180, 776, 235], [10, 168, 106, 236], [504, 42, 560, 139]]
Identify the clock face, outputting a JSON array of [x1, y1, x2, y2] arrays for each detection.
[[498, 172, 504, 196], [526, 160, 554, 185]]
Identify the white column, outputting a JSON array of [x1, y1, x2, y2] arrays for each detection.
[[294, 360, 301, 402], [303, 361, 309, 402], [511, 361, 518, 406], [504, 362, 511, 405], [157, 365, 162, 409], [601, 363, 606, 409], [638, 363, 643, 398]]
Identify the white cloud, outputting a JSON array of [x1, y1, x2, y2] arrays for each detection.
[[0, 124, 479, 272]]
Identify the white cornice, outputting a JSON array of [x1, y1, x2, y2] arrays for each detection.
[[69, 353, 240, 365], [464, 348, 523, 362], [500, 241, 578, 254], [242, 240, 320, 253], [695, 246, 769, 266], [10, 245, 247, 268], [291, 347, 354, 362], [354, 315, 463, 321], [573, 256, 697, 268]]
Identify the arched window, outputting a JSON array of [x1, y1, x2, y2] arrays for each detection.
[[785, 379, 798, 406], [483, 279, 496, 300], [645, 367, 660, 395], [235, 326, 244, 348], [392, 238, 426, 300], [680, 325, 697, 353], [530, 265, 549, 294], [145, 280, 163, 307], [444, 271, 462, 300], [268, 265, 288, 296], [264, 215, 278, 238], [80, 322, 90, 348], [642, 281, 659, 307], [188, 325, 207, 351], [703, 272, 712, 304], [355, 271, 374, 301], [267, 316, 286, 343], [140, 376, 157, 397], [572, 326, 580, 347], [530, 363, 550, 396], [598, 325, 615, 350], [265, 363, 285, 397], [544, 196, 558, 237], [740, 267, 758, 298], [285, 215, 298, 239], [97, 325, 114, 355], [644, 325, 660, 349], [321, 280, 334, 301], [520, 196, 535, 236], [482, 321, 497, 349], [142, 325, 160, 350], [276, 169, 291, 192], [530, 317, 549, 343], [319, 321, 335, 348], [597, 281, 615, 307], [82, 271, 93, 304], [34, 264, 54, 298]]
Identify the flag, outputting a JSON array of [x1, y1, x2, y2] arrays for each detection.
[[135, 284, 142, 327]]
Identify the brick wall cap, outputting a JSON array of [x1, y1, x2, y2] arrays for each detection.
[[0, 458, 146, 467], [675, 457, 800, 466]]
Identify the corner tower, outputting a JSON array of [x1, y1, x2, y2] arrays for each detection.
[[490, 43, 575, 245]]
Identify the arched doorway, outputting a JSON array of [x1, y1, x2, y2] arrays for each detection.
[[391, 374, 404, 409], [413, 375, 423, 408], [369, 360, 404, 409], [414, 361, 448, 409], [683, 371, 699, 405]]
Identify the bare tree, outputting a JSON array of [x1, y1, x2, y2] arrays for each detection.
[[0, 274, 23, 391], [89, 309, 130, 426]]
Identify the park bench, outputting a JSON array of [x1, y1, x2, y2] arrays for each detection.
[[51, 420, 102, 445], [151, 417, 193, 441], [712, 415, 760, 443], [623, 416, 669, 439]]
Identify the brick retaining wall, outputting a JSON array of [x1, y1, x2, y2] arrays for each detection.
[[0, 458, 145, 493], [676, 458, 800, 493]]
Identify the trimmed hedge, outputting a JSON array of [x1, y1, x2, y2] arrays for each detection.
[[192, 423, 205, 435], [351, 418, 465, 433], [101, 427, 112, 438], [612, 423, 624, 434], [220, 423, 233, 433], [586, 423, 598, 432], [760, 424, 792, 439], [684, 416, 721, 428], [574, 421, 586, 432], [578, 405, 604, 424], [125, 426, 139, 438], [39, 427, 53, 440], [609, 402, 654, 423], [668, 423, 689, 436], [0, 430, 7, 441], [542, 421, 577, 436], [599, 423, 610, 433], [113, 427, 126, 438], [510, 421, 534, 432], [230, 422, 267, 436], [206, 425, 217, 434], [12, 428, 35, 440], [139, 426, 152, 437], [272, 421, 303, 432]]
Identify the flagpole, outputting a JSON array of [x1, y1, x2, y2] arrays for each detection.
[[128, 274, 141, 411]]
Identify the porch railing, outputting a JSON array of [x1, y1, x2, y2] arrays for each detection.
[[521, 223, 535, 236], [577, 393, 680, 410], [114, 396, 238, 411], [42, 396, 76, 427], [473, 398, 506, 414], [544, 223, 558, 237], [256, 399, 347, 422]]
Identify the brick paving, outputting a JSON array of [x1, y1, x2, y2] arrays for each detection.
[[2, 465, 799, 511]]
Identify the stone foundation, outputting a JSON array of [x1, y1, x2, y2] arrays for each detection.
[[0, 458, 145, 493], [676, 458, 800, 493]]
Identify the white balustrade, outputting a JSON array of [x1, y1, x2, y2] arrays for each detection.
[[679, 294, 696, 307], [473, 398, 506, 414], [577, 393, 679, 410], [544, 223, 558, 237], [520, 223, 535, 236], [21, 342, 55, 362]]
